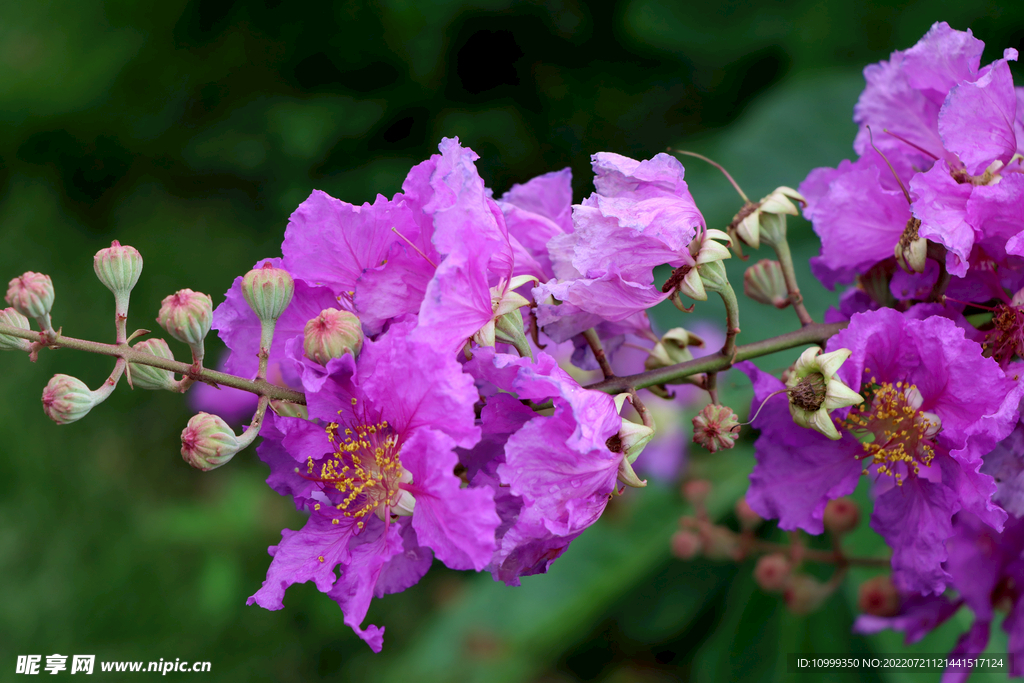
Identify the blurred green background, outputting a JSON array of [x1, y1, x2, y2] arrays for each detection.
[[2, 1, 1023, 681]]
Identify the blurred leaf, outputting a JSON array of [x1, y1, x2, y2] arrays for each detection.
[[370, 448, 752, 683]]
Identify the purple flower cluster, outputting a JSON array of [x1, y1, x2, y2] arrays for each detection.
[[739, 22, 1024, 667], [802, 22, 1024, 304], [200, 138, 711, 650]]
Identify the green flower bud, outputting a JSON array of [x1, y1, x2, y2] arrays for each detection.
[[157, 289, 213, 348], [93, 240, 143, 297], [644, 328, 704, 371], [41, 374, 96, 425], [0, 307, 32, 352], [180, 412, 242, 471], [303, 309, 363, 365], [6, 271, 54, 320], [129, 338, 177, 391], [241, 263, 294, 324], [743, 259, 789, 309]]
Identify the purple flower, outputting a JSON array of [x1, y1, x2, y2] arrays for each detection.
[[856, 512, 1024, 680], [247, 323, 500, 651], [741, 309, 1021, 593], [497, 168, 574, 282], [801, 22, 1024, 291], [534, 152, 707, 340], [464, 347, 624, 585]]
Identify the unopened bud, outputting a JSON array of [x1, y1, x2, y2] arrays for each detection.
[[735, 497, 762, 531], [682, 480, 712, 507], [270, 400, 308, 419], [129, 338, 177, 391], [242, 263, 294, 324], [6, 271, 54, 321], [784, 574, 832, 615], [671, 529, 702, 559], [157, 289, 213, 349], [702, 525, 741, 560], [692, 404, 740, 453], [744, 260, 790, 309], [894, 218, 927, 274], [644, 327, 704, 371], [42, 374, 96, 424], [823, 497, 860, 535], [0, 307, 32, 351], [180, 412, 242, 471], [857, 575, 900, 617], [93, 240, 143, 298], [753, 553, 792, 592], [303, 309, 363, 365]]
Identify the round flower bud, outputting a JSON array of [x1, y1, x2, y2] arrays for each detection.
[[303, 309, 363, 365], [857, 575, 900, 617], [6, 271, 54, 320], [823, 497, 861, 535], [129, 338, 177, 391], [702, 525, 741, 561], [93, 240, 143, 297], [42, 374, 96, 425], [692, 404, 741, 453], [682, 480, 713, 507], [753, 553, 792, 592], [784, 574, 832, 615], [735, 497, 762, 531], [671, 529, 702, 560], [0, 307, 32, 352], [180, 412, 242, 471], [157, 289, 213, 347], [744, 259, 790, 309], [241, 263, 294, 324]]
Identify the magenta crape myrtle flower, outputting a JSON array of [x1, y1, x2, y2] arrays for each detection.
[[801, 22, 1024, 293], [535, 152, 706, 341], [248, 322, 500, 651], [740, 308, 1022, 593], [464, 347, 624, 586], [856, 513, 1024, 681]]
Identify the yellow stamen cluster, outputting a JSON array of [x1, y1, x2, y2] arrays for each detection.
[[305, 405, 403, 529], [843, 371, 940, 486]]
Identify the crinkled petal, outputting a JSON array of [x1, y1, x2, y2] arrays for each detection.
[[910, 160, 975, 277], [359, 322, 481, 448], [738, 361, 862, 534], [403, 428, 500, 571], [324, 518, 404, 652], [872, 477, 956, 594], [247, 511, 360, 610], [940, 59, 1018, 175], [902, 22, 983, 99], [282, 191, 414, 298]]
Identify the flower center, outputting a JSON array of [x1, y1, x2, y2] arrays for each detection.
[[305, 409, 414, 529], [983, 304, 1024, 366], [789, 373, 826, 412], [842, 373, 941, 485]]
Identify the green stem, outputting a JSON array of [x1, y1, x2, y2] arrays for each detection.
[[236, 395, 271, 450], [717, 281, 740, 362], [770, 237, 814, 326], [0, 322, 306, 404], [587, 321, 847, 394]]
